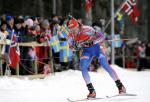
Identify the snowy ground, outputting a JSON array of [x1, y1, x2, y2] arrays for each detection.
[[0, 65, 150, 102]]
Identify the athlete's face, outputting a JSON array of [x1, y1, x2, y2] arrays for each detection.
[[69, 26, 79, 35]]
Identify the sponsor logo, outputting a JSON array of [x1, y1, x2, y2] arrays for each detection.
[[80, 56, 89, 60]]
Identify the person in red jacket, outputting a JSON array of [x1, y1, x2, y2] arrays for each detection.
[[67, 18, 126, 98]]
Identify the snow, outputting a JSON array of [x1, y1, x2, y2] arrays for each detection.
[[0, 65, 150, 102]]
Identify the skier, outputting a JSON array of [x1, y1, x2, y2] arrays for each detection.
[[67, 18, 126, 98]]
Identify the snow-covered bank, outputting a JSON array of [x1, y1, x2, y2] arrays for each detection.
[[0, 65, 150, 102]]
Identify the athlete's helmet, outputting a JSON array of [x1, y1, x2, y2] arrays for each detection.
[[67, 18, 79, 29]]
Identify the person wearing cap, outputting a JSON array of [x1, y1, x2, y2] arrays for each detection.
[[67, 18, 126, 98], [6, 15, 14, 40], [6, 15, 21, 74]]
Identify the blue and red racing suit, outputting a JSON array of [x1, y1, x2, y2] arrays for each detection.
[[68, 25, 119, 84]]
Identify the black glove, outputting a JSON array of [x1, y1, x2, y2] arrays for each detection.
[[72, 42, 81, 50], [70, 41, 81, 50], [81, 40, 94, 48]]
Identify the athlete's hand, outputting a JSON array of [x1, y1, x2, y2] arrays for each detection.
[[74, 42, 81, 50], [81, 40, 94, 48], [70, 41, 81, 50]]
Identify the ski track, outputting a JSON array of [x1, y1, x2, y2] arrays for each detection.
[[0, 65, 150, 102]]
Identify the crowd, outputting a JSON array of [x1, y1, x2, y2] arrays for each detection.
[[0, 14, 149, 76], [128, 41, 150, 71], [0, 14, 81, 75], [114, 40, 150, 71]]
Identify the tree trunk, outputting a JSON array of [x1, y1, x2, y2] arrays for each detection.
[[57, 0, 62, 15], [37, 0, 44, 16]]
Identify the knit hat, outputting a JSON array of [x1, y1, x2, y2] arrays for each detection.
[[25, 18, 33, 27], [6, 15, 13, 22]]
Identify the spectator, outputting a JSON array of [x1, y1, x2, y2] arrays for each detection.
[[31, 16, 38, 26], [5, 15, 17, 75], [0, 21, 8, 39], [145, 42, 150, 68], [50, 15, 61, 71], [137, 42, 146, 71], [0, 21, 8, 75], [36, 19, 51, 72], [14, 18, 22, 41], [0, 14, 6, 22], [20, 18, 37, 75]]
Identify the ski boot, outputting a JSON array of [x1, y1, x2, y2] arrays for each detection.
[[87, 83, 96, 98], [115, 80, 126, 94]]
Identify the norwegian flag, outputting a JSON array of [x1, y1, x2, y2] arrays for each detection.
[[9, 33, 20, 69], [121, 0, 140, 23], [85, 0, 92, 13]]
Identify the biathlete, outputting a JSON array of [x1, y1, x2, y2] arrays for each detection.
[[67, 18, 126, 98]]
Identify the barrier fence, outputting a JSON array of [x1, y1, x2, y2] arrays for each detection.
[[0, 40, 149, 76], [0, 41, 54, 76], [0, 40, 80, 76]]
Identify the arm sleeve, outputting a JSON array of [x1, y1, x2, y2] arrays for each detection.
[[67, 33, 76, 49], [93, 31, 106, 44]]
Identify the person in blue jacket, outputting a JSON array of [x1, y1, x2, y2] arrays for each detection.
[[67, 18, 126, 98]]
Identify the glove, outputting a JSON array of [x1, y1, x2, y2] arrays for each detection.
[[81, 40, 94, 48], [73, 42, 81, 50], [69, 41, 81, 50]]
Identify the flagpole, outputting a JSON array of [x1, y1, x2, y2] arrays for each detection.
[[53, 0, 56, 14], [102, 0, 127, 33], [111, 0, 115, 64]]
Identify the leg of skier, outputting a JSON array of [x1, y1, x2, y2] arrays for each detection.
[[80, 53, 96, 98], [98, 50, 126, 94]]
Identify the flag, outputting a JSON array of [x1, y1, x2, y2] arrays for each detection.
[[59, 24, 69, 39], [9, 34, 20, 69], [59, 56, 73, 63], [85, 0, 92, 13], [116, 12, 125, 34], [116, 12, 123, 21], [59, 41, 73, 62], [50, 35, 60, 53], [60, 41, 70, 57], [112, 34, 122, 48], [121, 0, 140, 23]]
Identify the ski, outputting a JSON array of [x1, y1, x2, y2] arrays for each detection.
[[106, 93, 137, 98], [67, 93, 137, 102], [67, 97, 104, 102]]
